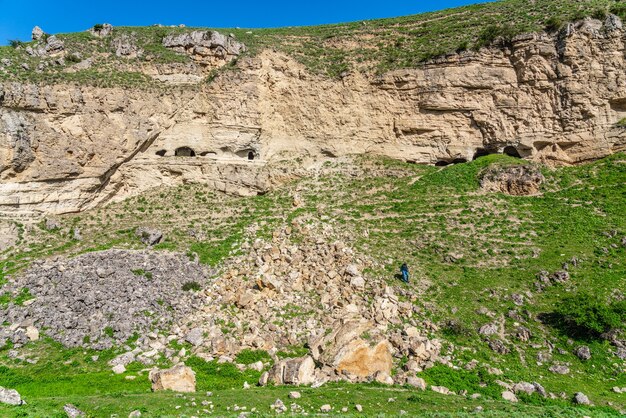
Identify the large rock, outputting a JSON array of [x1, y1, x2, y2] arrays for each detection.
[[63, 404, 85, 417], [309, 320, 393, 379], [574, 346, 591, 361], [0, 387, 23, 405], [31, 26, 45, 41], [149, 364, 196, 393], [573, 392, 591, 405], [135, 227, 163, 246], [266, 356, 315, 386], [162, 31, 246, 66]]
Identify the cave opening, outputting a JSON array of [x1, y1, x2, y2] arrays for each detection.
[[503, 146, 522, 158], [175, 147, 196, 157], [248, 151, 255, 160], [155, 150, 166, 157], [435, 161, 451, 167], [473, 148, 491, 160]]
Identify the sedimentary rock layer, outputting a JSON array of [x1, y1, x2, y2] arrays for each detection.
[[1, 18, 625, 215]]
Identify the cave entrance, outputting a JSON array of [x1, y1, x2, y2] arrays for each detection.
[[435, 161, 451, 167], [155, 150, 166, 157], [503, 146, 521, 158], [473, 148, 491, 160], [247, 151, 255, 161], [175, 147, 196, 157]]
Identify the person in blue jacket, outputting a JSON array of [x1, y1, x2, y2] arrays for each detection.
[[400, 263, 409, 283]]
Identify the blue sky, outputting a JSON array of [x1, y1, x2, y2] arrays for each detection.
[[0, 0, 488, 45]]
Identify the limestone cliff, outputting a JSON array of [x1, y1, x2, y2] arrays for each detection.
[[1, 17, 626, 216]]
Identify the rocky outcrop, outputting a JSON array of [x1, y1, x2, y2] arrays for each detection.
[[480, 164, 545, 195], [162, 31, 246, 66], [1, 17, 626, 216], [149, 365, 196, 392]]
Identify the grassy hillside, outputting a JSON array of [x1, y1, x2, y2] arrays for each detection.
[[0, 0, 624, 86], [0, 153, 624, 416]]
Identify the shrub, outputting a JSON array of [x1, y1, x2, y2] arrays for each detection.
[[182, 281, 201, 291], [610, 4, 626, 20], [545, 16, 563, 32], [474, 24, 516, 50], [8, 39, 23, 48], [616, 117, 626, 127], [93, 24, 104, 31], [556, 293, 625, 337], [455, 40, 469, 53], [66, 54, 82, 64], [591, 8, 608, 21]]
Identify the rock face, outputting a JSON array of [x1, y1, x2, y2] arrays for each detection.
[[2, 18, 626, 216], [149, 364, 196, 392]]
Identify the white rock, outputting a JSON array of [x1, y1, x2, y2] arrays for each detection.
[[25, 326, 39, 341], [112, 364, 126, 374], [502, 391, 518, 402], [288, 391, 301, 399], [0, 387, 23, 405]]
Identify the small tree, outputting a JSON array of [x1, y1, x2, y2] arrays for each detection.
[[8, 39, 22, 48]]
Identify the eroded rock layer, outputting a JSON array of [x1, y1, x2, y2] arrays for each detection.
[[1, 18, 626, 216]]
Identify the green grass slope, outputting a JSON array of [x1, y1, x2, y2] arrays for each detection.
[[0, 153, 624, 416]]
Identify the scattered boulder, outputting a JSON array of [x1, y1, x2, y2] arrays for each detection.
[[128, 411, 142, 418], [0, 387, 23, 405], [288, 391, 301, 399], [45, 218, 61, 230], [406, 376, 427, 390], [320, 404, 332, 413], [309, 320, 393, 380], [135, 227, 163, 246], [149, 365, 196, 393], [184, 328, 204, 347], [266, 356, 315, 386], [549, 364, 570, 375], [502, 391, 518, 402], [512, 381, 535, 395], [478, 323, 499, 336], [431, 385, 453, 395], [573, 392, 591, 405], [574, 346, 591, 361], [32, 26, 45, 41], [271, 399, 287, 413], [25, 326, 39, 341], [488, 339, 510, 355], [64, 404, 85, 417], [112, 364, 126, 374], [109, 352, 136, 367]]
